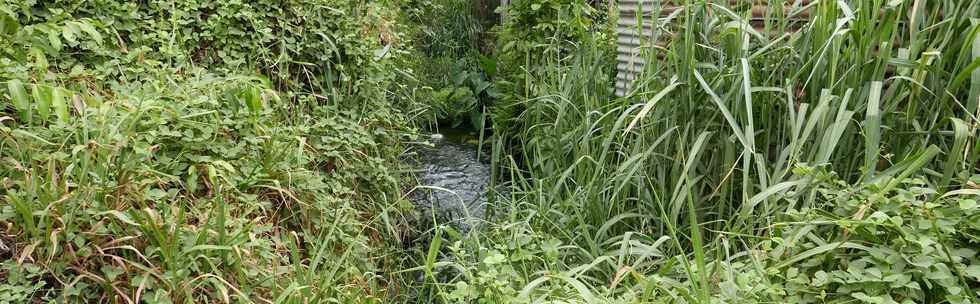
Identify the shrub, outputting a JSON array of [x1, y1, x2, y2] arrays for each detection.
[[0, 71, 414, 302]]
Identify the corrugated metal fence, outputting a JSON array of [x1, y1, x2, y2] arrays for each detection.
[[495, 0, 809, 96], [616, 0, 658, 96], [614, 1, 811, 96]]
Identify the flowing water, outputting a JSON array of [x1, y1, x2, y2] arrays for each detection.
[[410, 128, 492, 232], [406, 128, 509, 298]]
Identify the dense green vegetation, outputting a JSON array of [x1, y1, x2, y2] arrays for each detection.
[[2, 0, 980, 303], [418, 0, 980, 303], [0, 1, 419, 302], [406, 0, 500, 131]]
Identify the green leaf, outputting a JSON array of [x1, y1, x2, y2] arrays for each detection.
[[0, 12, 18, 36], [32, 84, 52, 121], [693, 68, 750, 151], [812, 270, 829, 286], [940, 188, 980, 199], [100, 210, 140, 227], [7, 79, 30, 117], [77, 21, 102, 44], [469, 107, 483, 130], [518, 276, 552, 300], [970, 24, 980, 114], [453, 70, 469, 87], [882, 145, 941, 193], [965, 265, 980, 280], [244, 86, 261, 114], [959, 199, 977, 210], [473, 77, 491, 94], [553, 274, 598, 303], [425, 228, 442, 278], [47, 30, 62, 52], [100, 265, 123, 282], [483, 251, 506, 264], [478, 54, 497, 76], [744, 180, 807, 215], [184, 245, 233, 253], [775, 242, 872, 269], [941, 118, 969, 188], [864, 81, 883, 180], [62, 23, 78, 45], [623, 76, 680, 136], [52, 87, 69, 124]]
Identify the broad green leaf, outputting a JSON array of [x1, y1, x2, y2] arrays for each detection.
[[7, 79, 30, 115], [77, 21, 102, 44], [0, 12, 18, 36], [32, 84, 52, 121], [469, 107, 483, 130], [483, 251, 506, 264], [52, 87, 69, 124], [62, 23, 79, 45], [472, 77, 491, 93], [29, 48, 48, 70], [100, 210, 140, 226], [965, 265, 980, 280], [959, 199, 977, 210], [47, 30, 62, 52]]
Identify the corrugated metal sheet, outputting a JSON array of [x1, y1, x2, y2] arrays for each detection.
[[615, 0, 659, 96], [500, 0, 510, 23], [615, 1, 812, 96]]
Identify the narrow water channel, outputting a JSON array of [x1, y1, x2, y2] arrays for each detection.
[[410, 127, 493, 232]]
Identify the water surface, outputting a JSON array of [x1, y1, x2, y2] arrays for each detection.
[[410, 128, 491, 232]]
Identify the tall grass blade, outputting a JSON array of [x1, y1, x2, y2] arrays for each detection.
[[692, 69, 749, 151], [971, 24, 980, 115], [941, 118, 969, 189], [881, 145, 941, 193], [623, 76, 679, 136], [864, 81, 883, 181]]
